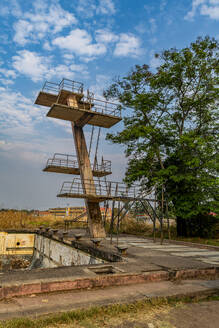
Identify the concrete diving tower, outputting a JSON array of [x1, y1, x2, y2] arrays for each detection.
[[35, 78, 123, 239], [43, 153, 112, 177], [35, 79, 122, 128]]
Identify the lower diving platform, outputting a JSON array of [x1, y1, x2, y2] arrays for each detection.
[[43, 153, 112, 177], [57, 178, 149, 202]]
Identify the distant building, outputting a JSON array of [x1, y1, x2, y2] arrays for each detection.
[[49, 207, 85, 218], [38, 210, 50, 216], [35, 207, 112, 221]]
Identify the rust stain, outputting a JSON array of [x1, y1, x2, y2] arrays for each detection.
[[0, 232, 34, 255]]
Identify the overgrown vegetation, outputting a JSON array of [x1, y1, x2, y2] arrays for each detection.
[[0, 210, 67, 230], [0, 294, 218, 328], [104, 36, 219, 238]]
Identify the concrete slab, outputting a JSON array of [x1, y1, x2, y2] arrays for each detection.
[[1, 232, 219, 301], [204, 257, 219, 262], [173, 251, 219, 257], [0, 279, 218, 320], [201, 260, 219, 265], [129, 244, 189, 248]]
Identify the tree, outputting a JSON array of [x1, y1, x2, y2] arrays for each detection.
[[104, 36, 219, 237]]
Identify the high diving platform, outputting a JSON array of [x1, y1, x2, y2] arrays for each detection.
[[35, 77, 144, 238], [35, 79, 122, 128]]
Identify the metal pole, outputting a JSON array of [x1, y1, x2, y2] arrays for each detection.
[[160, 185, 164, 245], [88, 126, 94, 157], [153, 195, 156, 243], [166, 196, 171, 240], [116, 201, 120, 245], [93, 127, 101, 168], [110, 200, 115, 244]]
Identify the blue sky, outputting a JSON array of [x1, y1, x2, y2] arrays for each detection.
[[0, 0, 218, 210]]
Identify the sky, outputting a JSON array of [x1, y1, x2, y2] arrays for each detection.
[[0, 0, 218, 210]]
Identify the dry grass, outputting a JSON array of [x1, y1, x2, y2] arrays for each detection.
[[1, 295, 218, 328], [0, 211, 67, 230], [119, 216, 153, 235]]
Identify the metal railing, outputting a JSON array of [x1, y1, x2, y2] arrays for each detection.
[[59, 78, 84, 94], [41, 79, 121, 118], [81, 97, 121, 117], [45, 153, 111, 174], [59, 178, 140, 199], [42, 78, 84, 95]]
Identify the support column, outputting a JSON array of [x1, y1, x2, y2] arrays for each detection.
[[67, 95, 106, 238]]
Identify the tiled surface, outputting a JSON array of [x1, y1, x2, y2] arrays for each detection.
[[108, 237, 219, 266]]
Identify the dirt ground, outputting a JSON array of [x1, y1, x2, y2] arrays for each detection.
[[45, 300, 219, 328], [113, 301, 219, 328]]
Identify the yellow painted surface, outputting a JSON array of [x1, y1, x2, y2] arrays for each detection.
[[0, 232, 34, 255]]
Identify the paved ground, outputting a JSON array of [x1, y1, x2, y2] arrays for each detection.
[[111, 236, 219, 266], [1, 234, 219, 325], [1, 234, 219, 289], [0, 279, 218, 320]]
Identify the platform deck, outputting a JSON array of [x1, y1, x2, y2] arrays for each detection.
[[43, 166, 111, 177], [47, 103, 121, 128], [35, 90, 84, 107], [35, 91, 58, 107], [57, 192, 144, 203]]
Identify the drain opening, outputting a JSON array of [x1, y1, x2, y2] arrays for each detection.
[[89, 265, 116, 275]]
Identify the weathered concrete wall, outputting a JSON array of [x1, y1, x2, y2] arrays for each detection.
[[33, 234, 105, 268], [0, 232, 34, 271], [0, 232, 34, 255]]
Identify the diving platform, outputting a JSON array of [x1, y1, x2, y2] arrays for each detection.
[[35, 79, 122, 128], [43, 153, 112, 177], [57, 178, 145, 203], [36, 78, 123, 238]]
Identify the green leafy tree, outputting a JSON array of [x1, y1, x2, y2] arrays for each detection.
[[104, 36, 219, 237]]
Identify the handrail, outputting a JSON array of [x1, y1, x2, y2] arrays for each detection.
[[42, 79, 84, 95], [45, 154, 111, 173], [59, 178, 140, 199], [81, 97, 121, 117], [41, 79, 121, 118]]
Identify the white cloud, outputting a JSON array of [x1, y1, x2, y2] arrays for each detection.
[[0, 86, 44, 137], [13, 20, 34, 46], [0, 86, 75, 165], [135, 23, 146, 34], [0, 0, 22, 17], [43, 41, 52, 51], [0, 5, 10, 16], [0, 65, 17, 86], [13, 0, 77, 45], [12, 50, 49, 82], [97, 0, 116, 15], [114, 33, 142, 57], [76, 0, 115, 17], [0, 78, 15, 86], [76, 0, 97, 18], [200, 3, 219, 18], [48, 63, 88, 80], [62, 53, 74, 64], [12, 50, 88, 82], [89, 74, 111, 98], [10, 0, 22, 17], [185, 0, 219, 20], [53, 29, 141, 60], [148, 18, 157, 34], [52, 29, 107, 57], [95, 29, 119, 43], [0, 68, 16, 79]]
